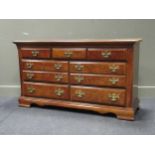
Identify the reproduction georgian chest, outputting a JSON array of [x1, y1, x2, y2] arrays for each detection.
[[14, 39, 141, 120]]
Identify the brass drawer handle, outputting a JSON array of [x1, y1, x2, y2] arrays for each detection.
[[54, 64, 62, 70], [26, 73, 34, 79], [109, 64, 120, 72], [101, 50, 111, 58], [75, 90, 85, 98], [108, 93, 120, 102], [55, 74, 63, 81], [26, 63, 33, 69], [64, 51, 73, 58], [32, 50, 39, 57], [75, 75, 84, 83], [54, 88, 64, 96], [27, 86, 35, 94], [109, 78, 119, 85], [75, 64, 84, 71]]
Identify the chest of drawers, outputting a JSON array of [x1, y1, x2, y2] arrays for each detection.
[[14, 39, 141, 120]]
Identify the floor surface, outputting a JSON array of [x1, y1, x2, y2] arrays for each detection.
[[0, 97, 155, 135]]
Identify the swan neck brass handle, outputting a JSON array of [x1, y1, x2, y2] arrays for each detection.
[[54, 64, 62, 70], [101, 50, 111, 58], [75, 64, 84, 71], [75, 76, 84, 83], [27, 87, 35, 94], [75, 90, 85, 98], [26, 73, 34, 79], [64, 51, 73, 58], [32, 50, 39, 57], [109, 78, 119, 85], [108, 93, 120, 102], [55, 88, 64, 96], [109, 64, 120, 72], [55, 74, 63, 81], [26, 63, 33, 69]]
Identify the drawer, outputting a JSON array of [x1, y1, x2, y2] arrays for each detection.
[[70, 62, 126, 75], [70, 73, 126, 87], [52, 48, 86, 59], [71, 86, 126, 106], [23, 82, 69, 99], [21, 48, 50, 59], [22, 71, 68, 84], [87, 48, 127, 60], [22, 60, 68, 72]]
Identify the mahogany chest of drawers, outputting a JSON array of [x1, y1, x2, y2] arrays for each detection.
[[14, 39, 141, 120]]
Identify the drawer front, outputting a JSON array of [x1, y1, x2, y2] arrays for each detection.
[[70, 62, 126, 75], [87, 48, 127, 60], [52, 48, 86, 59], [23, 82, 69, 99], [71, 86, 126, 106], [70, 73, 126, 87], [21, 48, 50, 59], [22, 71, 68, 84], [22, 60, 68, 72]]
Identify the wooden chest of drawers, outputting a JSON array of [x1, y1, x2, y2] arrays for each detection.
[[14, 39, 141, 120]]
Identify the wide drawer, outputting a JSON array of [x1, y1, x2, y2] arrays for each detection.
[[21, 48, 50, 59], [70, 62, 126, 75], [23, 82, 69, 99], [22, 60, 68, 72], [70, 86, 126, 106], [22, 71, 68, 84], [70, 73, 126, 87], [52, 48, 86, 59], [87, 48, 127, 60]]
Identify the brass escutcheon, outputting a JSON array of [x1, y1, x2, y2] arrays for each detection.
[[54, 64, 62, 70], [109, 78, 119, 85], [75, 64, 84, 71], [64, 51, 73, 58], [101, 50, 111, 58], [108, 93, 120, 102], [75, 90, 85, 98], [109, 64, 120, 73], [27, 86, 35, 94], [26, 63, 33, 69], [32, 50, 39, 57], [26, 73, 34, 79], [75, 75, 84, 83], [55, 74, 63, 81], [54, 88, 64, 96]]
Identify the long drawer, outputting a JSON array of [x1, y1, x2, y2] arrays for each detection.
[[21, 60, 68, 72], [70, 86, 126, 106], [22, 71, 68, 84], [70, 61, 127, 75], [22, 82, 69, 100], [70, 73, 126, 87]]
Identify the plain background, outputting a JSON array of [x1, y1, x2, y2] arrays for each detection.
[[0, 19, 155, 97]]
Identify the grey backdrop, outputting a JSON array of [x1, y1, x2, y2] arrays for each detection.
[[0, 19, 155, 97]]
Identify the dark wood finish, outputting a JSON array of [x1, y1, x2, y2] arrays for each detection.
[[70, 86, 126, 106], [14, 39, 141, 120], [70, 73, 126, 87], [21, 48, 50, 59], [52, 48, 86, 59], [70, 61, 127, 75]]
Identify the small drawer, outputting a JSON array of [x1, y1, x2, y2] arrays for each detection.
[[71, 86, 126, 106], [52, 48, 86, 59], [87, 48, 127, 60], [22, 71, 69, 84], [23, 82, 69, 99], [70, 62, 126, 75], [70, 73, 126, 87], [22, 60, 68, 72], [21, 48, 50, 59]]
